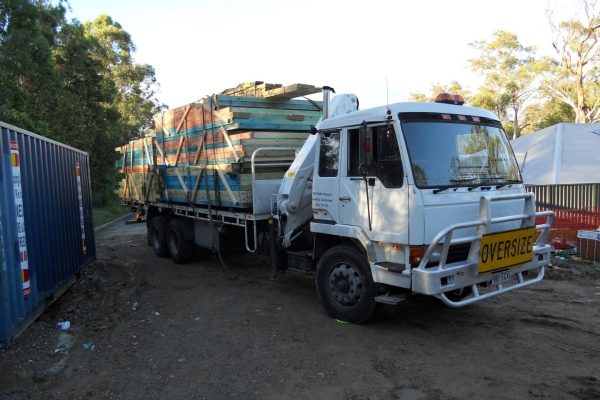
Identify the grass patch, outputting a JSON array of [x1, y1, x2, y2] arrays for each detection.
[[92, 198, 131, 228]]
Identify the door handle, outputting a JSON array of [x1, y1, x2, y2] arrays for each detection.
[[339, 196, 351, 201]]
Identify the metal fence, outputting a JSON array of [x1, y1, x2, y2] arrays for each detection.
[[527, 184, 600, 244], [527, 183, 600, 210]]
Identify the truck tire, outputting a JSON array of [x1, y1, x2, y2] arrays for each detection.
[[149, 216, 169, 258], [315, 245, 377, 323], [167, 219, 194, 264]]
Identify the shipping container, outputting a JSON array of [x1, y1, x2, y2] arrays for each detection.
[[0, 121, 95, 346]]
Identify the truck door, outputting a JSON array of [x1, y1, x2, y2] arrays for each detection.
[[312, 130, 341, 223], [339, 124, 409, 240]]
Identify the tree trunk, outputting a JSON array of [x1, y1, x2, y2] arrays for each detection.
[[576, 64, 586, 123]]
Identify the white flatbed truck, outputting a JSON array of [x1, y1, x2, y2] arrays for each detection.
[[140, 88, 554, 323]]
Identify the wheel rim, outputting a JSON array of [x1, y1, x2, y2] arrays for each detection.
[[329, 263, 363, 306]]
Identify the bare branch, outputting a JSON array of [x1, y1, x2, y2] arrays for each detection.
[[544, 82, 577, 109], [585, 96, 600, 118]]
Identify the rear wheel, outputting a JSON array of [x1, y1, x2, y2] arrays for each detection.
[[315, 245, 377, 323], [167, 219, 194, 264], [149, 216, 169, 258]]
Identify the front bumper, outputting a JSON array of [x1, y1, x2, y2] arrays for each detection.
[[411, 193, 555, 308]]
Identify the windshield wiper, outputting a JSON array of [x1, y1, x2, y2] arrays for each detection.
[[432, 184, 459, 194], [495, 179, 522, 189], [467, 176, 507, 191], [468, 178, 523, 191], [432, 177, 521, 194], [467, 185, 493, 192], [477, 176, 523, 187], [432, 178, 476, 194]]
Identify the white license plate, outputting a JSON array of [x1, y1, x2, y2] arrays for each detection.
[[491, 270, 511, 285]]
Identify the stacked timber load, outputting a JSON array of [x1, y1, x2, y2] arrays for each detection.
[[116, 136, 156, 205], [117, 82, 322, 209]]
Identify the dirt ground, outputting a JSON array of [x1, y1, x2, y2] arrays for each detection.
[[1, 215, 599, 400]]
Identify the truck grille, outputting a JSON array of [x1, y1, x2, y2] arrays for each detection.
[[446, 243, 471, 264]]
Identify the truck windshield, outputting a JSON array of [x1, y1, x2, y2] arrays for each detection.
[[400, 115, 521, 188]]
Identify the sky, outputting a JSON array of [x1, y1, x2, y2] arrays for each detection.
[[66, 0, 581, 109]]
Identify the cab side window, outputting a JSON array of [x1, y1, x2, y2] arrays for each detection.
[[318, 131, 340, 177], [348, 128, 361, 176], [348, 125, 403, 188]]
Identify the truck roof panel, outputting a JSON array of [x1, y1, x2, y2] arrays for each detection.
[[319, 101, 499, 130]]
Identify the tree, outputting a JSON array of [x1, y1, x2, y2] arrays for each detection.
[[0, 0, 64, 133], [52, 20, 122, 201], [521, 98, 575, 134], [0, 2, 162, 205], [469, 31, 538, 139], [545, 0, 600, 122], [408, 91, 429, 102], [409, 81, 471, 103], [470, 87, 509, 120], [83, 15, 162, 142]]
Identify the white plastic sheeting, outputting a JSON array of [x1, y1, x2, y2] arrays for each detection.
[[511, 123, 600, 185]]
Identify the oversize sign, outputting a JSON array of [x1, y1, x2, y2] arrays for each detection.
[[478, 227, 536, 274]]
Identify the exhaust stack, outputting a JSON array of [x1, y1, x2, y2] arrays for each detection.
[[321, 86, 335, 120]]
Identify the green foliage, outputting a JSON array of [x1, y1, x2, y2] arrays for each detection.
[[409, 81, 471, 103], [408, 91, 429, 102], [521, 99, 575, 134], [470, 87, 510, 117], [92, 196, 129, 227], [545, 0, 600, 122], [469, 31, 539, 139], [84, 15, 163, 141], [0, 0, 64, 133], [0, 1, 161, 206]]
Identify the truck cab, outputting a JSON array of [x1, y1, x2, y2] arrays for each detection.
[[281, 92, 554, 322]]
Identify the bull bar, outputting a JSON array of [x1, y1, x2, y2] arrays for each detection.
[[411, 193, 555, 307]]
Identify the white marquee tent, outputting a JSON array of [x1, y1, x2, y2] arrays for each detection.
[[511, 123, 600, 185]]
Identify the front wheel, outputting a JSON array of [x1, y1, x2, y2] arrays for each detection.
[[315, 245, 377, 323]]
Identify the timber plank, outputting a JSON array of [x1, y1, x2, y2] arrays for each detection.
[[262, 83, 321, 99], [213, 95, 323, 111]]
